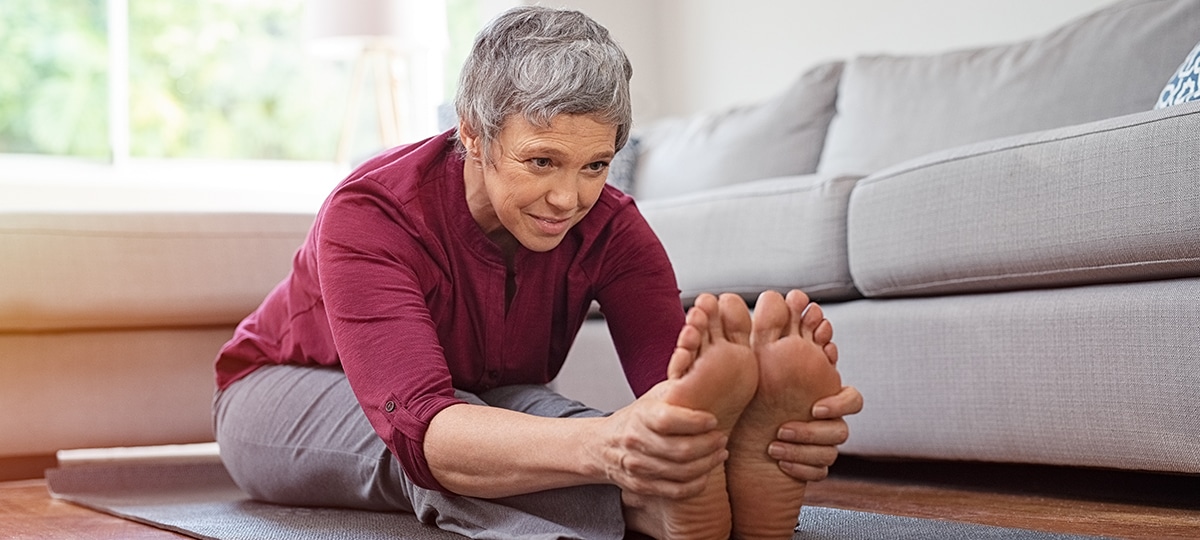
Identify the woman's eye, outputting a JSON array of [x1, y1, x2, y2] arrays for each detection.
[[586, 161, 609, 173], [530, 157, 552, 168]]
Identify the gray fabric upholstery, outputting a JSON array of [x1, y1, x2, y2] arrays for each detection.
[[632, 62, 842, 200], [640, 173, 862, 304], [824, 277, 1200, 474], [847, 100, 1200, 298], [819, 0, 1200, 176]]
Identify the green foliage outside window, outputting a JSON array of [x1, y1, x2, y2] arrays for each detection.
[[0, 1, 109, 158], [1, 0, 488, 163], [127, 0, 347, 160]]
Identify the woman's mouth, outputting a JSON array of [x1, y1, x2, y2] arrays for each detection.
[[530, 214, 573, 236]]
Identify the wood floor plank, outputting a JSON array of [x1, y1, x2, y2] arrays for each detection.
[[0, 480, 185, 539], [2, 458, 1197, 539]]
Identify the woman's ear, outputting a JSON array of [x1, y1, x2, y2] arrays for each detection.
[[458, 120, 480, 158]]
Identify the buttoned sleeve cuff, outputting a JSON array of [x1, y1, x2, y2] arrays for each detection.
[[379, 393, 467, 494]]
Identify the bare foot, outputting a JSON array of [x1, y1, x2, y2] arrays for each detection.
[[728, 290, 843, 540], [624, 293, 759, 539]]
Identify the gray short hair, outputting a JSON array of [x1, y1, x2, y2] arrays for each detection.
[[454, 6, 633, 160]]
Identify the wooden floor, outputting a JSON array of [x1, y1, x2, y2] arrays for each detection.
[[1, 456, 1197, 539]]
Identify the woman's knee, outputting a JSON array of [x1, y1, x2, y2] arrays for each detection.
[[212, 366, 411, 510]]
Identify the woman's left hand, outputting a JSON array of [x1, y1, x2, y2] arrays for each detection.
[[767, 385, 863, 482]]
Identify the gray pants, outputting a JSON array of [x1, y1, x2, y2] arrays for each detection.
[[214, 364, 626, 539]]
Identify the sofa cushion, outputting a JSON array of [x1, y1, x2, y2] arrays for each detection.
[[846, 100, 1200, 298], [1, 327, 224, 456], [819, 0, 1200, 176], [639, 173, 862, 304], [1156, 40, 1200, 108], [0, 211, 312, 331], [825, 277, 1200, 474], [632, 62, 842, 200]]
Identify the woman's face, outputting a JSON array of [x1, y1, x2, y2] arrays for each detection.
[[462, 113, 617, 253]]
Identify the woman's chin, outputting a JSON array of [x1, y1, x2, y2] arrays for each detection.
[[516, 233, 568, 253]]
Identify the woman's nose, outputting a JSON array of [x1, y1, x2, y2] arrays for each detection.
[[546, 180, 578, 210]]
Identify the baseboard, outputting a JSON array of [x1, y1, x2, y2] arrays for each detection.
[[0, 454, 57, 482]]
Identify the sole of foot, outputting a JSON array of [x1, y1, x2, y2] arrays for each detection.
[[727, 290, 843, 540], [632, 293, 759, 540]]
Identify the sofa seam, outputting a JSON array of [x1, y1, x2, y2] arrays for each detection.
[[862, 255, 1200, 297], [642, 175, 861, 210]]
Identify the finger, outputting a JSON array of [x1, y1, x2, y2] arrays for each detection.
[[768, 440, 840, 469], [777, 460, 832, 483], [776, 418, 850, 446], [619, 467, 712, 500], [645, 402, 721, 436], [636, 428, 728, 466], [811, 385, 863, 419], [620, 442, 728, 483]]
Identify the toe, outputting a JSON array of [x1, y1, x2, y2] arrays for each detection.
[[824, 342, 839, 365], [785, 290, 810, 336], [751, 290, 788, 345], [799, 302, 825, 340], [692, 294, 720, 345], [814, 319, 833, 346], [718, 293, 752, 345], [669, 311, 705, 379], [785, 289, 811, 309]]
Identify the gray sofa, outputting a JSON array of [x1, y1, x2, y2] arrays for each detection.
[[555, 0, 1200, 475]]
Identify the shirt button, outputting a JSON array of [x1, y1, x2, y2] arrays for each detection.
[[487, 370, 500, 380], [384, 400, 396, 413]]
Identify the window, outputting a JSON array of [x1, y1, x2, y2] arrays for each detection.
[[1, 0, 508, 168]]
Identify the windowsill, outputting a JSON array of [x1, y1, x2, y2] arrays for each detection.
[[0, 154, 349, 214]]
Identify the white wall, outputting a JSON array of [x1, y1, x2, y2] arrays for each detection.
[[542, 0, 1124, 123]]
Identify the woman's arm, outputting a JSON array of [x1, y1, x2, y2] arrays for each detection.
[[424, 384, 728, 499]]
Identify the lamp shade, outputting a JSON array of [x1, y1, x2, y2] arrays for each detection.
[[305, 0, 447, 58]]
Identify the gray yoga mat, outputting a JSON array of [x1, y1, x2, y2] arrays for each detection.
[[45, 461, 1108, 540]]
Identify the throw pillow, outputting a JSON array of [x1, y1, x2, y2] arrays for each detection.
[[818, 0, 1200, 177], [631, 61, 843, 201], [606, 137, 638, 193], [1155, 40, 1200, 109]]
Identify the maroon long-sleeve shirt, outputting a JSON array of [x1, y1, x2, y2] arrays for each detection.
[[215, 131, 684, 492]]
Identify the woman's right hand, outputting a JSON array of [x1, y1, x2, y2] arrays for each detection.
[[592, 381, 729, 499]]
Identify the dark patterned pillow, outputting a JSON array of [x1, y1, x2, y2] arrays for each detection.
[[1155, 41, 1200, 109], [605, 137, 639, 194]]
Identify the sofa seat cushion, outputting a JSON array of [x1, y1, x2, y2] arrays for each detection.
[[632, 62, 842, 201], [640, 173, 862, 303], [846, 100, 1200, 298], [819, 0, 1200, 176], [0, 211, 313, 331]]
